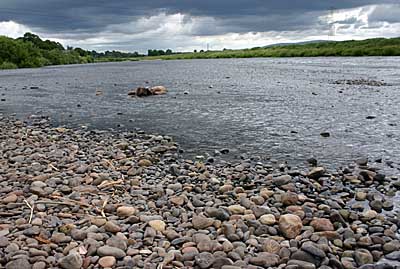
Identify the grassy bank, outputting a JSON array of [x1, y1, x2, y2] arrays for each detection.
[[2, 35, 400, 70], [148, 37, 400, 60], [93, 57, 139, 63]]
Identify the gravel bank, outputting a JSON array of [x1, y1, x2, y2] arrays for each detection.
[[0, 115, 399, 269]]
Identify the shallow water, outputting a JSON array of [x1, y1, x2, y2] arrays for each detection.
[[1, 57, 400, 171]]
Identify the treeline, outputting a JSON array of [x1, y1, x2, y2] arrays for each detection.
[[0, 33, 94, 69], [0, 32, 145, 69], [90, 50, 145, 59], [152, 37, 400, 60], [147, 49, 173, 56], [2, 33, 399, 69]]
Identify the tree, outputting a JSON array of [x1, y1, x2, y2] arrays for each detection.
[[18, 32, 64, 50]]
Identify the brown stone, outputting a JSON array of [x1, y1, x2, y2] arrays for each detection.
[[262, 239, 281, 254], [150, 86, 167, 95], [281, 192, 298, 206], [259, 214, 276, 225], [149, 220, 166, 232], [138, 159, 152, 167], [279, 214, 303, 239], [170, 196, 185, 206], [116, 206, 136, 217], [310, 218, 334, 231], [98, 256, 116, 268], [249, 252, 280, 267], [2, 194, 18, 203], [308, 167, 326, 179], [192, 215, 214, 229], [104, 221, 121, 233]]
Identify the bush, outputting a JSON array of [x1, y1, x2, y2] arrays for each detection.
[[0, 61, 18, 69], [0, 33, 96, 68]]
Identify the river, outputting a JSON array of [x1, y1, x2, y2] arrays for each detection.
[[1, 57, 400, 171]]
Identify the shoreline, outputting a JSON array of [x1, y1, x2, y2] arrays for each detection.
[[1, 55, 400, 71], [2, 55, 400, 71], [1, 115, 400, 268]]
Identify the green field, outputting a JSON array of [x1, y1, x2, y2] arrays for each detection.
[[147, 38, 400, 60]]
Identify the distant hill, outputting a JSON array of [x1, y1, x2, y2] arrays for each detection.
[[263, 40, 331, 48]]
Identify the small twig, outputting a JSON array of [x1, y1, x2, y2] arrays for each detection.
[[44, 196, 91, 207], [98, 179, 123, 189], [0, 203, 24, 208], [105, 159, 116, 171], [100, 197, 109, 218], [36, 201, 76, 206], [48, 163, 59, 171], [23, 199, 34, 224], [0, 211, 23, 216]]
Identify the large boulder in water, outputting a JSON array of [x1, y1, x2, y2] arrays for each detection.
[[135, 87, 153, 97], [150, 85, 167, 95], [128, 86, 167, 97]]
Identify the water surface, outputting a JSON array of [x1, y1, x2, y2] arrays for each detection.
[[1, 57, 400, 170]]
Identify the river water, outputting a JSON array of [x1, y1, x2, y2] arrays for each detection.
[[1, 57, 400, 171]]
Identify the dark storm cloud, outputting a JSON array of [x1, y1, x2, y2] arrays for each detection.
[[369, 4, 400, 23], [0, 0, 398, 33]]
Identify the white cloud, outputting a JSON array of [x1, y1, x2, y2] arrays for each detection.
[[1, 4, 400, 53], [0, 20, 32, 38], [318, 4, 400, 41]]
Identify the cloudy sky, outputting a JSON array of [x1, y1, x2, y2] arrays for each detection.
[[0, 0, 399, 52]]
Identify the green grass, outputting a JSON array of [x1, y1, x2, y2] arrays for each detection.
[[142, 37, 400, 60], [94, 57, 139, 63]]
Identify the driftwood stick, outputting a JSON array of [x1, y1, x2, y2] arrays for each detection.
[[100, 197, 109, 218], [104, 159, 116, 170], [48, 163, 59, 171], [36, 201, 76, 206], [23, 199, 34, 224], [98, 179, 124, 190], [0, 211, 23, 216], [43, 196, 91, 207]]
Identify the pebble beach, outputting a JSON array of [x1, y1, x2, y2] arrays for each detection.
[[1, 115, 400, 269]]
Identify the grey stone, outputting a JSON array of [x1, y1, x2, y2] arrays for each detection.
[[58, 252, 82, 269], [97, 246, 126, 258], [6, 259, 32, 269]]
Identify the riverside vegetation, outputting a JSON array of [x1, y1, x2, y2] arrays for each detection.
[[154, 38, 400, 60], [0, 33, 144, 69], [0, 115, 400, 268], [1, 33, 400, 69]]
